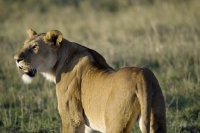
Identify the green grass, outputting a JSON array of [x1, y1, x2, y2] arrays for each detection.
[[0, 0, 200, 132]]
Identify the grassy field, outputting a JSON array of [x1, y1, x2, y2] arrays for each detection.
[[0, 0, 200, 132]]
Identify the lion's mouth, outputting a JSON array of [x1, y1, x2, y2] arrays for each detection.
[[19, 66, 37, 77], [24, 69, 37, 77]]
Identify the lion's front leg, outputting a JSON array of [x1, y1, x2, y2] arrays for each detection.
[[56, 80, 85, 133], [57, 95, 85, 133]]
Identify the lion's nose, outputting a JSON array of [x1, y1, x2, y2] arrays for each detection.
[[14, 54, 24, 63], [17, 58, 23, 63]]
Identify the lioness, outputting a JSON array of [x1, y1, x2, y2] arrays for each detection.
[[14, 29, 166, 133]]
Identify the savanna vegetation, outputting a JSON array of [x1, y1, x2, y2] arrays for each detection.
[[0, 0, 200, 132]]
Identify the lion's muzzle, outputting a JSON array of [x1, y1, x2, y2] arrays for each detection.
[[24, 69, 37, 77], [14, 54, 37, 78]]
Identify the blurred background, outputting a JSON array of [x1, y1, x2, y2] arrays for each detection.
[[0, 0, 200, 132]]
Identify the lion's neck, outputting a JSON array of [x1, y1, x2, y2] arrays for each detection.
[[41, 72, 56, 83], [47, 40, 87, 83]]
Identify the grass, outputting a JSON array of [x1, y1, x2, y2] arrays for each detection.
[[0, 0, 200, 132]]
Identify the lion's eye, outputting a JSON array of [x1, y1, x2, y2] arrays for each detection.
[[31, 45, 37, 49]]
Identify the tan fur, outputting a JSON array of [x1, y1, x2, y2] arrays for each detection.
[[14, 29, 166, 133], [27, 29, 37, 37]]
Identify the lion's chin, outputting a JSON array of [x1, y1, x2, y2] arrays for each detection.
[[22, 69, 37, 84], [22, 74, 34, 84]]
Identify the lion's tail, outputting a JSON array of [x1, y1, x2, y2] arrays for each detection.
[[137, 70, 152, 133], [137, 68, 166, 133]]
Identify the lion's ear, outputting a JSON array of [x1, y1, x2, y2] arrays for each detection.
[[27, 29, 37, 37], [44, 30, 63, 47]]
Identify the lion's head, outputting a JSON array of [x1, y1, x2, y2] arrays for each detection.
[[14, 29, 63, 84]]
